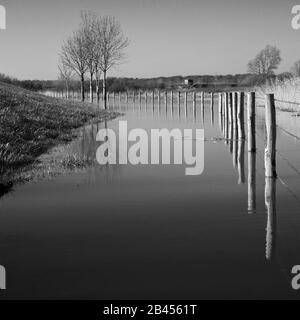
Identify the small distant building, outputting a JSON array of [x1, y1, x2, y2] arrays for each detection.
[[184, 79, 193, 86]]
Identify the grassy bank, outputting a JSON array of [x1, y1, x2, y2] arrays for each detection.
[[257, 77, 300, 112], [0, 82, 119, 174]]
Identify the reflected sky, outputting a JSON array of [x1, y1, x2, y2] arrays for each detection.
[[0, 93, 300, 299]]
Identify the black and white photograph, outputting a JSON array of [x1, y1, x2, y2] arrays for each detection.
[[1, 0, 300, 312]]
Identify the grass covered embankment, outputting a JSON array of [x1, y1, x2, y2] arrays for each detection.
[[0, 82, 118, 177], [257, 77, 300, 112]]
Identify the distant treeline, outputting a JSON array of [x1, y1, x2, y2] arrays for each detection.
[[0, 72, 294, 93]]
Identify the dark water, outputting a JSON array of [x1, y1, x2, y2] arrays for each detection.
[[1, 95, 300, 299]]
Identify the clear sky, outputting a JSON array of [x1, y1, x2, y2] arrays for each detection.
[[0, 0, 299, 80]]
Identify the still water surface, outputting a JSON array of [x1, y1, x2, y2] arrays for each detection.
[[0, 96, 300, 299]]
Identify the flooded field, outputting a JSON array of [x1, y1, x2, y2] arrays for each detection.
[[0, 96, 300, 299]]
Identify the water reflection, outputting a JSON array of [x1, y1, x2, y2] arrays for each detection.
[[237, 139, 245, 184], [265, 177, 277, 261], [248, 152, 256, 214], [0, 181, 13, 199]]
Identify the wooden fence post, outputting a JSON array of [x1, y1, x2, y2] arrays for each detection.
[[233, 92, 238, 127], [247, 92, 256, 152], [184, 92, 188, 118], [265, 94, 277, 178], [152, 91, 155, 110], [158, 91, 160, 107], [193, 91, 196, 114], [229, 92, 233, 123], [237, 92, 245, 140]]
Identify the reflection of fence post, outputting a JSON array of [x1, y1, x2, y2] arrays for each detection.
[[218, 93, 222, 114], [237, 140, 245, 184], [248, 152, 256, 213], [171, 91, 174, 112], [237, 92, 245, 140], [265, 94, 277, 178], [210, 92, 214, 110], [265, 177, 277, 260], [247, 92, 256, 153]]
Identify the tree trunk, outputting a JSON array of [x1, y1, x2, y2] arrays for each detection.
[[96, 83, 100, 104], [89, 72, 93, 103], [80, 74, 85, 102], [66, 82, 69, 100], [103, 70, 107, 110]]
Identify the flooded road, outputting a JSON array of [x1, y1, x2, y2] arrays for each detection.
[[1, 95, 300, 299]]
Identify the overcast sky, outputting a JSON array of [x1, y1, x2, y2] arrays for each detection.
[[0, 0, 299, 80]]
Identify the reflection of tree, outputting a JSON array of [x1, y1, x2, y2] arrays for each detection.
[[265, 177, 277, 261]]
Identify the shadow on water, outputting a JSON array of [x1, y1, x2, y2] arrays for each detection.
[[0, 181, 13, 199]]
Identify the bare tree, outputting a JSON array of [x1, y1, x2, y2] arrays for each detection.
[[80, 11, 99, 103], [58, 59, 73, 99], [60, 29, 88, 101], [96, 16, 129, 109], [290, 60, 300, 77], [247, 45, 281, 75], [95, 65, 102, 103]]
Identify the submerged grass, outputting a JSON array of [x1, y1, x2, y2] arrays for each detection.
[[0, 82, 119, 183], [60, 154, 95, 169]]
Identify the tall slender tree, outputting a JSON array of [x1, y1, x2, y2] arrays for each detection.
[[58, 59, 73, 99], [80, 11, 98, 103], [96, 16, 129, 109], [60, 29, 88, 101]]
